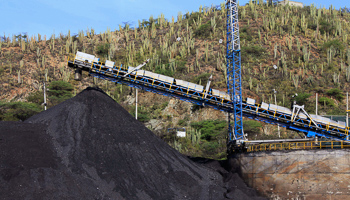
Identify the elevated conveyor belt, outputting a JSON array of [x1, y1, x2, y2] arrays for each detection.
[[67, 58, 350, 141]]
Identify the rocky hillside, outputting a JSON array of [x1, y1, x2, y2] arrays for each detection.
[[0, 2, 349, 158]]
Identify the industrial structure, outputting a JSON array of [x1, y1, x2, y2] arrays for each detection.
[[67, 0, 349, 151]]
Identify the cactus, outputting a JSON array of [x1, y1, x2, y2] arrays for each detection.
[[205, 42, 209, 62], [296, 38, 300, 51], [249, 77, 253, 90], [177, 11, 182, 23], [292, 74, 299, 88], [20, 60, 24, 69], [211, 16, 216, 35], [45, 69, 48, 82], [333, 72, 340, 84], [21, 40, 25, 51], [17, 70, 21, 83], [302, 45, 308, 62], [346, 66, 350, 82], [134, 26, 137, 39], [41, 56, 45, 69], [287, 37, 293, 50], [274, 44, 278, 59], [313, 65, 317, 74]]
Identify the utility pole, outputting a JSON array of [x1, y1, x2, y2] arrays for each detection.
[[316, 93, 318, 116], [43, 81, 47, 111], [347, 92, 349, 127], [135, 89, 138, 120], [273, 89, 280, 138]]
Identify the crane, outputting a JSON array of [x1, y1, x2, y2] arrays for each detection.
[[226, 0, 246, 147]]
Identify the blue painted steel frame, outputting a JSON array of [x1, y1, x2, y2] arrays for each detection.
[[226, 0, 245, 141]]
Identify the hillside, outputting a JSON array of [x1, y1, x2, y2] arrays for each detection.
[[0, 2, 349, 159]]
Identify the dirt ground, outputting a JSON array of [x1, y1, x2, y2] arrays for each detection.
[[0, 87, 266, 200]]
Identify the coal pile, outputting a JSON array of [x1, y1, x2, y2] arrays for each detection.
[[0, 87, 266, 200]]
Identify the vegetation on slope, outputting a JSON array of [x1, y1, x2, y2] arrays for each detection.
[[0, 1, 349, 158]]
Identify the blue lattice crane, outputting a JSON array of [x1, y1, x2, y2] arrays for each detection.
[[226, 0, 246, 145]]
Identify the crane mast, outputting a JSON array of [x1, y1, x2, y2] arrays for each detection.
[[226, 0, 246, 142]]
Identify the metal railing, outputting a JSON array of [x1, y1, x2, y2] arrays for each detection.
[[246, 141, 350, 152]]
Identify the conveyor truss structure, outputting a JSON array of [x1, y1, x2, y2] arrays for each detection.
[[67, 52, 350, 142]]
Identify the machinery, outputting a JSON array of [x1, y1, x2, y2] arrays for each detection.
[[67, 51, 349, 143], [67, 1, 350, 152]]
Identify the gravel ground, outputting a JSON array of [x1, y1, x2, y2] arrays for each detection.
[[0, 87, 266, 200]]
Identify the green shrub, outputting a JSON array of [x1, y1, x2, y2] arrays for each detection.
[[319, 97, 335, 107], [95, 43, 110, 57], [241, 45, 266, 58], [48, 81, 73, 106], [130, 106, 150, 122], [190, 120, 227, 141], [192, 73, 211, 84], [323, 40, 344, 53], [319, 20, 335, 34], [240, 26, 253, 41], [326, 88, 344, 101], [27, 91, 44, 105], [294, 93, 311, 105], [0, 101, 42, 121], [194, 22, 211, 37], [243, 120, 262, 136], [154, 64, 174, 77]]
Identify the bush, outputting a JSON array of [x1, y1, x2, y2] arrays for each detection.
[[323, 40, 344, 53], [326, 88, 344, 101], [243, 120, 262, 136], [194, 22, 211, 37], [241, 45, 266, 58], [27, 91, 44, 105], [0, 101, 42, 121], [319, 20, 335, 34], [130, 106, 150, 122], [48, 81, 73, 106], [319, 97, 335, 107], [190, 120, 227, 141], [294, 93, 311, 105], [95, 43, 110, 57], [192, 73, 211, 84]]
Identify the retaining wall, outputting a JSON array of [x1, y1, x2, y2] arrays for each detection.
[[230, 149, 350, 200]]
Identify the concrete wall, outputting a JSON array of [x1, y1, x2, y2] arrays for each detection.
[[230, 149, 350, 200]]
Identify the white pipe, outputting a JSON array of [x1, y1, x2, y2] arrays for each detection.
[[316, 93, 318, 116], [135, 89, 138, 120], [43, 82, 47, 111], [347, 92, 349, 127]]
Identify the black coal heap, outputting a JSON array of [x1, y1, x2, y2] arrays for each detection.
[[0, 87, 265, 200]]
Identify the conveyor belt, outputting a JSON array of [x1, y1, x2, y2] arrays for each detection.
[[67, 59, 350, 141]]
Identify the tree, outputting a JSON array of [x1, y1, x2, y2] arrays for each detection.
[[48, 81, 73, 106]]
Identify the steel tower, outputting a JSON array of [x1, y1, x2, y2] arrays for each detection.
[[226, 0, 246, 142]]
